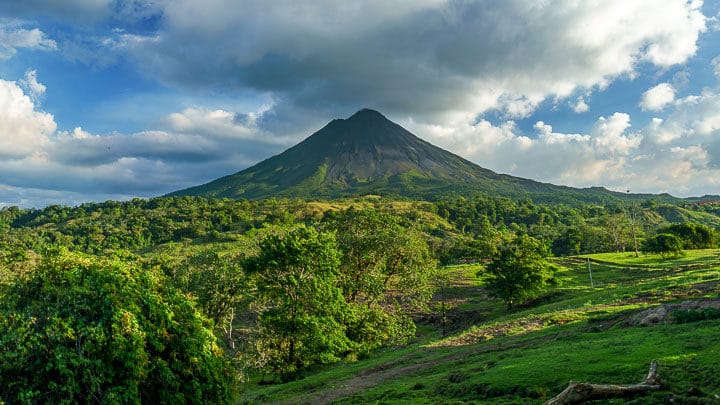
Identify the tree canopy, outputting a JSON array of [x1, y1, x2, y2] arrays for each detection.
[[324, 208, 438, 352], [484, 235, 554, 308], [643, 233, 685, 258], [244, 226, 350, 379], [0, 248, 237, 404]]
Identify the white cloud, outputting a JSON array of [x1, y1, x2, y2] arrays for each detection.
[[0, 78, 56, 158], [571, 97, 589, 113], [0, 21, 57, 59], [412, 84, 720, 198], [163, 106, 287, 144], [592, 113, 641, 155], [713, 56, 720, 79], [0, 76, 288, 204], [19, 69, 46, 103], [649, 90, 720, 141], [640, 83, 676, 111]]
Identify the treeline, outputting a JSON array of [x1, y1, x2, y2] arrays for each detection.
[[2, 194, 720, 261]]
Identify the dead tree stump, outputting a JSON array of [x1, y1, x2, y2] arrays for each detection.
[[545, 361, 661, 404]]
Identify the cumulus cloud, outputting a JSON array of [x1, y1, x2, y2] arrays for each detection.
[[411, 79, 720, 198], [0, 77, 55, 158], [592, 113, 641, 155], [571, 97, 590, 113], [640, 83, 676, 111], [162, 106, 289, 144], [645, 89, 720, 144], [0, 76, 289, 204], [0, 21, 57, 59], [109, 0, 706, 122]]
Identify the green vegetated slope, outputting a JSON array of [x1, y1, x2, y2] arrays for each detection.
[[168, 109, 680, 206], [242, 251, 720, 404], [3, 196, 720, 404]]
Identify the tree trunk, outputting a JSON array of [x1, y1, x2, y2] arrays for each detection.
[[545, 361, 660, 405]]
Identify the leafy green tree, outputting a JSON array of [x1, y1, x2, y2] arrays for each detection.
[[600, 213, 633, 253], [324, 208, 437, 352], [179, 250, 249, 353], [245, 226, 350, 378], [552, 226, 583, 256], [484, 235, 554, 308], [328, 209, 436, 305], [0, 248, 237, 404], [657, 223, 715, 249], [643, 233, 684, 258]]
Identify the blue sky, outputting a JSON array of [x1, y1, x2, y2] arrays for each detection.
[[1, 0, 720, 207]]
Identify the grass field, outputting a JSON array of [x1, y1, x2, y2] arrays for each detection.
[[240, 250, 720, 404]]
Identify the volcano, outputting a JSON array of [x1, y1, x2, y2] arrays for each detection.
[[168, 109, 671, 204]]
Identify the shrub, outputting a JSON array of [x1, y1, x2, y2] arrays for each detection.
[[672, 308, 720, 324]]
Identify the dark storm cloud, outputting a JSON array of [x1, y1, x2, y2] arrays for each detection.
[[116, 0, 705, 122]]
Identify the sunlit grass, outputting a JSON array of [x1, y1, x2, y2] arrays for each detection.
[[240, 250, 720, 404]]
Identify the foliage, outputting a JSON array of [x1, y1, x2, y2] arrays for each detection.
[[672, 308, 720, 323], [4, 191, 720, 405], [0, 248, 237, 404], [241, 249, 720, 405], [245, 226, 350, 378], [168, 250, 249, 353], [656, 222, 715, 249], [643, 233, 685, 258], [483, 235, 554, 308], [551, 226, 583, 256], [324, 208, 438, 352]]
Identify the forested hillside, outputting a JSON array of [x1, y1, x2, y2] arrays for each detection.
[[2, 195, 720, 403]]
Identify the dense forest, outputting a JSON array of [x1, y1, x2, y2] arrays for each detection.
[[1, 194, 719, 402]]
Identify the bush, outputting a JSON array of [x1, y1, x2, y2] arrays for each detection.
[[643, 233, 684, 258], [672, 308, 720, 324], [0, 248, 237, 404]]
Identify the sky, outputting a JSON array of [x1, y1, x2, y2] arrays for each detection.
[[2, 0, 720, 208]]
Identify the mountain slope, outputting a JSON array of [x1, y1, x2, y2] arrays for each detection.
[[168, 109, 677, 204]]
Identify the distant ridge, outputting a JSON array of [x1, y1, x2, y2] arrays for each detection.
[[168, 109, 680, 204]]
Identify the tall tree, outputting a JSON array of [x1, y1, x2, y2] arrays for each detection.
[[325, 208, 437, 352], [245, 226, 350, 378], [179, 250, 249, 353]]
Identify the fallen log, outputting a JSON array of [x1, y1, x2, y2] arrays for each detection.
[[545, 361, 660, 405]]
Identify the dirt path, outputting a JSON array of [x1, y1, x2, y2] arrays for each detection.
[[286, 331, 569, 404]]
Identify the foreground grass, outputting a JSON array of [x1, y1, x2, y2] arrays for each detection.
[[240, 250, 720, 404]]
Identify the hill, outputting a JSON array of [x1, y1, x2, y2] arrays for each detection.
[[241, 251, 720, 404], [3, 196, 720, 403], [168, 109, 678, 205]]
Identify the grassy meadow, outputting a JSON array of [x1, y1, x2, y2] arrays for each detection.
[[241, 249, 720, 404]]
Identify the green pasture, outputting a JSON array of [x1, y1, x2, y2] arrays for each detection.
[[240, 249, 720, 404]]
